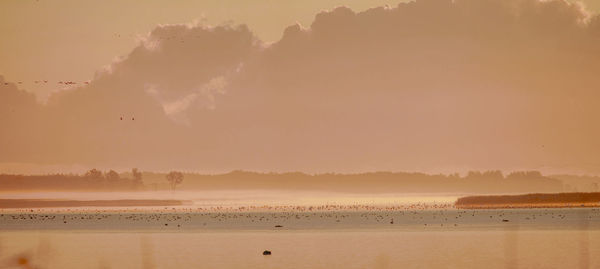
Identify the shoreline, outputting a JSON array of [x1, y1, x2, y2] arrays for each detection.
[[456, 203, 600, 209], [0, 199, 187, 208], [455, 192, 600, 209]]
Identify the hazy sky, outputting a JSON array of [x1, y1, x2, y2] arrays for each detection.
[[0, 0, 404, 100], [1, 0, 600, 174], [0, 0, 598, 100]]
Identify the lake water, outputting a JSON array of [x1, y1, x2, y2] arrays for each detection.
[[1, 191, 599, 268], [1, 207, 599, 269]]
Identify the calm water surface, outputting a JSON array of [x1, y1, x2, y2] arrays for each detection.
[[1, 207, 599, 269]]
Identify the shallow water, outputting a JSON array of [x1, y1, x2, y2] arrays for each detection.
[[1, 208, 599, 231], [1, 208, 599, 268], [1, 229, 598, 269]]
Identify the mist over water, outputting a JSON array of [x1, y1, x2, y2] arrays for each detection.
[[0, 190, 459, 209]]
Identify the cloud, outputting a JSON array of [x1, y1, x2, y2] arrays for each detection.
[[0, 76, 46, 162], [151, 75, 229, 125], [1, 0, 600, 173]]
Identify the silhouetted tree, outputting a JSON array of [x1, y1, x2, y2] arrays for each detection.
[[132, 168, 143, 188], [465, 170, 503, 180], [84, 169, 103, 179], [483, 170, 503, 180], [507, 171, 543, 180], [466, 171, 483, 180], [106, 170, 120, 183], [166, 171, 184, 190]]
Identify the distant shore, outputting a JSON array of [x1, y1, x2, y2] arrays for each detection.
[[0, 199, 186, 208], [455, 192, 600, 209], [0, 170, 569, 194]]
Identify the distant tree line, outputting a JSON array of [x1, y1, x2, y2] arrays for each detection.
[[0, 168, 146, 191], [1, 169, 593, 193], [463, 170, 545, 180], [130, 170, 570, 193]]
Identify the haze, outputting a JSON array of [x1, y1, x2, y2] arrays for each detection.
[[1, 0, 600, 175]]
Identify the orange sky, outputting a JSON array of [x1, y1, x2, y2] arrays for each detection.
[[1, 0, 600, 175], [0, 0, 404, 100], [0, 0, 597, 100]]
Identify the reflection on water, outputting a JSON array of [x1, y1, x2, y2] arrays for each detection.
[[578, 209, 590, 269], [1, 229, 599, 269], [501, 209, 595, 269], [140, 235, 155, 269], [503, 221, 518, 269]]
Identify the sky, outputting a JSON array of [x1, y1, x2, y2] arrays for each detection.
[[1, 0, 600, 175], [0, 0, 598, 100], [0, 0, 403, 100]]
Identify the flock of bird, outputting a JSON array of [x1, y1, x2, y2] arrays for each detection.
[[1, 78, 137, 121], [2, 80, 89, 86], [1, 206, 598, 230], [0, 205, 598, 267], [120, 116, 135, 121]]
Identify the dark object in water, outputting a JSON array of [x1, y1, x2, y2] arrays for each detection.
[[263, 250, 272, 255], [502, 219, 509, 222], [275, 225, 283, 228]]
